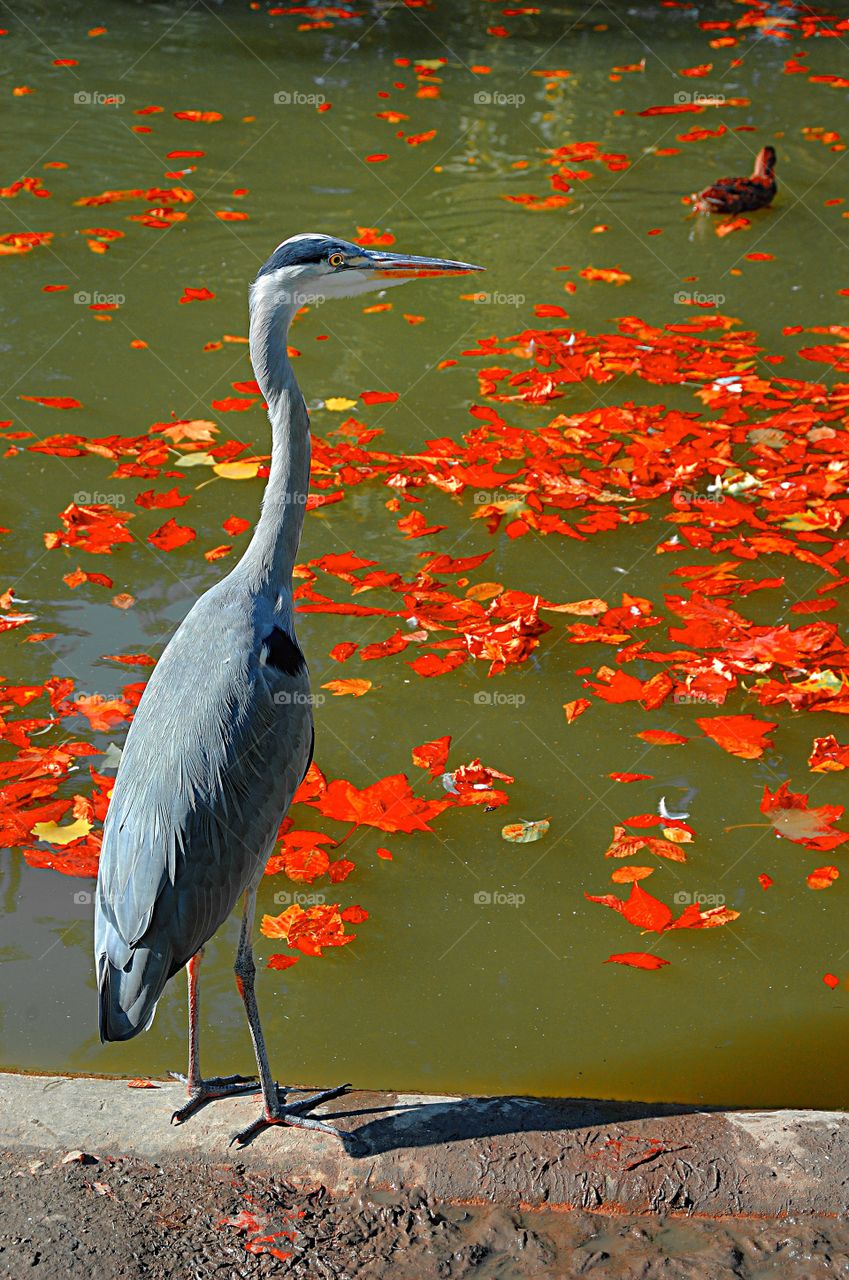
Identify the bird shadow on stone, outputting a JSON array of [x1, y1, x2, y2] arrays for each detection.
[[334, 1095, 723, 1159]]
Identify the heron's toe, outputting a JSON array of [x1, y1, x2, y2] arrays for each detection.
[[227, 1083, 352, 1147], [169, 1074, 261, 1125]]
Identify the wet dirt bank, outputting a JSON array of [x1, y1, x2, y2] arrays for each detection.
[[3, 1149, 849, 1280]]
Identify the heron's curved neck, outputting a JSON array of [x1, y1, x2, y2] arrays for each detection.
[[239, 283, 310, 601]]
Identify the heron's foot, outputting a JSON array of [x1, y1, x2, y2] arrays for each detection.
[[169, 1073, 260, 1125], [229, 1082, 351, 1148]]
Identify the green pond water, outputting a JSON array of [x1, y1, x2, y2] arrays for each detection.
[[2, 0, 849, 1109]]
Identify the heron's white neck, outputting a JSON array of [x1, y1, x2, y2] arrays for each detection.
[[238, 282, 310, 602]]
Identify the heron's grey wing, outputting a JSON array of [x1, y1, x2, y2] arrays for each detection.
[[95, 589, 312, 1038]]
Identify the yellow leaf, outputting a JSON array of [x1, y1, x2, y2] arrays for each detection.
[[174, 451, 215, 468], [501, 818, 550, 844], [213, 461, 262, 480], [662, 826, 693, 843], [324, 397, 358, 412], [31, 817, 92, 845]]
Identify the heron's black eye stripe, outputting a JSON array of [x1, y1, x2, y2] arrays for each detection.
[[256, 238, 350, 277], [261, 627, 306, 676]]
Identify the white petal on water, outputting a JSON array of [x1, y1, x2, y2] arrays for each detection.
[[659, 795, 690, 820]]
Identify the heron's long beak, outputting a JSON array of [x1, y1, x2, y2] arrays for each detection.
[[364, 249, 485, 278]]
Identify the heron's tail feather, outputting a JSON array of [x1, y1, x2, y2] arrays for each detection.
[[97, 943, 175, 1043]]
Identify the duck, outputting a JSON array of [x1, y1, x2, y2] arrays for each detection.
[[691, 146, 777, 214]]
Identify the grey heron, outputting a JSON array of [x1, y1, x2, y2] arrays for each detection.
[[94, 233, 484, 1145]]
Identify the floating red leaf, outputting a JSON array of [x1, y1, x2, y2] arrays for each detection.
[[411, 735, 451, 777], [761, 782, 849, 851], [606, 952, 670, 970], [148, 518, 196, 551], [696, 715, 776, 760]]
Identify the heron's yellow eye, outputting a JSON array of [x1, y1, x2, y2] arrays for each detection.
[[328, 252, 345, 268]]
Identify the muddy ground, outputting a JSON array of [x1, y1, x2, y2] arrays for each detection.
[[3, 1149, 849, 1280]]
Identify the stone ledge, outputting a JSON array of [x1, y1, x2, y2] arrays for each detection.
[[2, 1072, 847, 1217]]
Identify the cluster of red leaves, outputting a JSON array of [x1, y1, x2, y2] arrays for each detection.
[[25, 311, 849, 703], [587, 816, 739, 970], [0, 675, 128, 875], [240, 316, 846, 709], [260, 902, 366, 960], [285, 736, 513, 841], [295, 550, 551, 678], [588, 879, 738, 934], [218, 1197, 297, 1264], [293, 760, 451, 834], [44, 503, 134, 555]]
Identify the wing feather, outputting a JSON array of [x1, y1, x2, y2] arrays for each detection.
[[95, 585, 312, 1040]]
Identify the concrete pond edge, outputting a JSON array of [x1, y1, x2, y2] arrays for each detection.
[[2, 1072, 847, 1218]]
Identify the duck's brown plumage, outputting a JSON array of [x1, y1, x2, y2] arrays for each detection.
[[691, 146, 777, 214]]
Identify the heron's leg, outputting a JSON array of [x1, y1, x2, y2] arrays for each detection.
[[186, 947, 203, 1091], [229, 887, 350, 1147], [170, 947, 260, 1125], [232, 889, 278, 1107]]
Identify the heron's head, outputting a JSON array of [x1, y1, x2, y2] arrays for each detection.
[[253, 233, 484, 309]]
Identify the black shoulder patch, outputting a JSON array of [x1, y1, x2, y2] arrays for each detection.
[[262, 626, 306, 677]]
